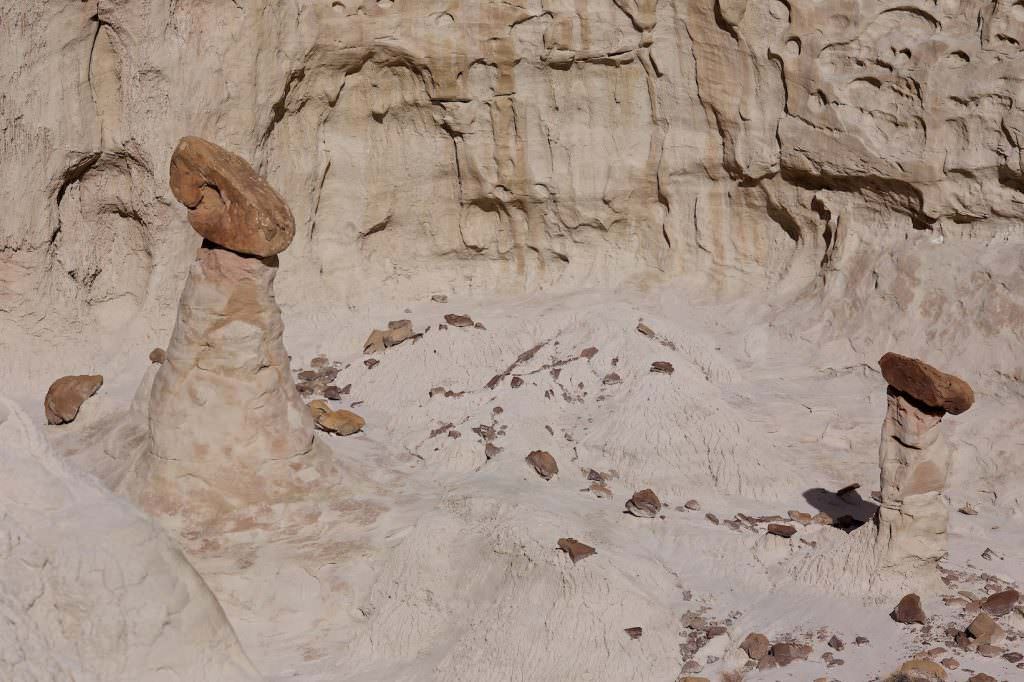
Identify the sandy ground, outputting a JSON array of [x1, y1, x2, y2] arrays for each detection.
[[17, 283, 1024, 681]]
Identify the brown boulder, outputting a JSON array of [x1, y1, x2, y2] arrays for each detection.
[[149, 347, 166, 364], [316, 409, 365, 436], [740, 632, 770, 660], [625, 489, 662, 518], [967, 612, 1004, 645], [967, 675, 996, 682], [898, 658, 947, 680], [891, 593, 926, 624], [44, 375, 103, 425], [557, 538, 596, 563], [525, 450, 558, 480], [981, 589, 1019, 617], [878, 352, 974, 415], [650, 361, 675, 375], [169, 137, 295, 257]]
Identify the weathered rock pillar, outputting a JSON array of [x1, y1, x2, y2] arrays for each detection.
[[123, 137, 331, 536], [875, 352, 974, 574]]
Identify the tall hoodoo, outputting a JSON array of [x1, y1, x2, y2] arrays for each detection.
[[123, 137, 330, 535]]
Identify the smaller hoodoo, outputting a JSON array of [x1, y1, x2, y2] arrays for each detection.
[[790, 352, 974, 598]]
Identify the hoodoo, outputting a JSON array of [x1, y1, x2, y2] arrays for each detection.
[[122, 138, 333, 536]]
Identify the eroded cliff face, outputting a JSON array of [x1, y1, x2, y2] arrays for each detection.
[[1, 0, 1022, 383]]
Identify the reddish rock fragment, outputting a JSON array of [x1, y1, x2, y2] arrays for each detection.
[[526, 450, 558, 480], [557, 538, 596, 563], [44, 375, 103, 425]]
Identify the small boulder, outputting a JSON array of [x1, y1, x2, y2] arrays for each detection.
[[444, 313, 474, 327], [526, 450, 558, 480], [828, 635, 844, 651], [316, 409, 365, 436], [891, 593, 926, 625], [740, 632, 770, 660], [308, 400, 332, 420], [625, 489, 662, 518], [636, 322, 655, 337], [981, 589, 1019, 617], [557, 538, 596, 563], [967, 675, 996, 682], [602, 372, 622, 385], [44, 375, 103, 425], [767, 523, 797, 538], [967, 612, 1004, 645], [149, 347, 166, 364], [684, 499, 701, 511], [624, 627, 642, 640], [898, 658, 947, 680]]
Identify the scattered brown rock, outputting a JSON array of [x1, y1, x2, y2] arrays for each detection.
[[705, 513, 720, 525], [684, 499, 701, 511], [811, 512, 833, 525], [878, 352, 974, 415], [967, 674, 996, 682], [602, 372, 622, 385], [149, 347, 166, 364], [636, 322, 655, 337], [967, 612, 1004, 645], [363, 329, 386, 354], [836, 482, 860, 498], [828, 635, 844, 651], [625, 626, 643, 640], [770, 642, 812, 666], [444, 313, 474, 327], [626, 489, 662, 518], [298, 370, 318, 381], [650, 361, 675, 375], [44, 375, 103, 425], [892, 593, 927, 624], [557, 538, 596, 563], [322, 385, 344, 400], [1004, 652, 1024, 663], [940, 657, 959, 669], [740, 632, 770, 660], [981, 589, 1019, 616], [511, 376, 524, 388], [580, 346, 598, 359], [788, 510, 813, 524], [363, 358, 379, 369], [977, 644, 1003, 657], [307, 399, 331, 420], [898, 658, 947, 680], [431, 294, 448, 303], [958, 502, 979, 515], [855, 636, 870, 645], [767, 523, 797, 538], [169, 136, 294, 257], [315, 409, 365, 436], [526, 450, 558, 480]]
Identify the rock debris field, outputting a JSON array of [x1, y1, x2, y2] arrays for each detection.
[[3, 2, 1024, 681]]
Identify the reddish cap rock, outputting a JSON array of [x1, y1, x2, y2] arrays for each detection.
[[879, 352, 974, 415], [169, 136, 295, 257]]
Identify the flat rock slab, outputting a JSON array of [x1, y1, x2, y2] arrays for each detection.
[[879, 352, 974, 414], [557, 537, 596, 563], [44, 374, 103, 425], [170, 136, 295, 257]]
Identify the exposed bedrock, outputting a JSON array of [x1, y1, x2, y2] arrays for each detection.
[[2, 1, 1021, 394]]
